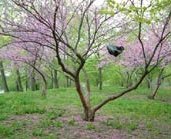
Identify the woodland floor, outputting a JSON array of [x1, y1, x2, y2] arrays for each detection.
[[0, 86, 171, 139]]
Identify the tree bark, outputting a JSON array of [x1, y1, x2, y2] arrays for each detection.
[[16, 69, 23, 92], [75, 77, 95, 121], [40, 79, 48, 97], [66, 76, 71, 87], [27, 65, 47, 97], [149, 69, 164, 99], [75, 73, 95, 121], [53, 69, 59, 88], [150, 81, 161, 99], [0, 61, 9, 92], [98, 67, 103, 90], [82, 68, 91, 108], [146, 74, 152, 89], [25, 75, 28, 91], [84, 108, 95, 121], [29, 70, 37, 91], [50, 70, 53, 88]]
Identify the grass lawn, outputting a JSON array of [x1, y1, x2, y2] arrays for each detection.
[[0, 86, 171, 139]]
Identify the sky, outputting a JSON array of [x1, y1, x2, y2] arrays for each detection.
[[94, 0, 105, 6]]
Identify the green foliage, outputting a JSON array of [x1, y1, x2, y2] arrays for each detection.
[[0, 36, 11, 48], [83, 57, 99, 86], [83, 58, 124, 86], [101, 0, 171, 24], [103, 64, 123, 86]]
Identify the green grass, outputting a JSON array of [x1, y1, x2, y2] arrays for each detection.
[[32, 128, 44, 137], [0, 125, 14, 137], [0, 87, 171, 138], [85, 123, 96, 130]]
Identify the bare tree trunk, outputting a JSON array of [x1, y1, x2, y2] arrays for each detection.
[[82, 68, 91, 109], [84, 108, 95, 121], [69, 78, 72, 86], [146, 74, 152, 89], [27, 65, 47, 97], [75, 76, 95, 121], [0, 61, 9, 92], [50, 70, 53, 88], [86, 75, 91, 107], [25, 76, 28, 91], [29, 70, 37, 91], [150, 82, 161, 99], [16, 69, 23, 92], [40, 79, 48, 97], [53, 69, 59, 88], [66, 76, 71, 87], [98, 67, 103, 90], [149, 69, 164, 99]]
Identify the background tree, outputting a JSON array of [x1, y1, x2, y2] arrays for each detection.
[[0, 36, 10, 92]]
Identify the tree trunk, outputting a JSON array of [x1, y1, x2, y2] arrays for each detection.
[[149, 69, 164, 99], [50, 70, 53, 88], [26, 77, 28, 91], [0, 61, 9, 92], [75, 77, 95, 121], [84, 108, 95, 121], [53, 69, 59, 88], [150, 82, 161, 99], [98, 67, 103, 90], [146, 74, 152, 89], [40, 79, 48, 97], [82, 68, 91, 108], [75, 74, 96, 121], [16, 69, 23, 92], [29, 70, 37, 91], [66, 76, 71, 87], [29, 66, 47, 97]]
